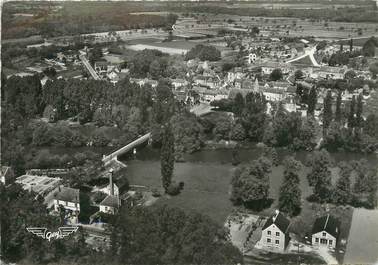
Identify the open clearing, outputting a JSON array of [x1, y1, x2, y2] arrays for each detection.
[[344, 208, 378, 265]]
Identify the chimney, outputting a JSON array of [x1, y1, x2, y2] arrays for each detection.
[[272, 209, 279, 223], [109, 168, 114, 196]]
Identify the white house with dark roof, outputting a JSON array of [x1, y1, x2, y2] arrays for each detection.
[[312, 214, 340, 249], [98, 169, 120, 215], [99, 195, 119, 214], [54, 186, 80, 213], [260, 210, 291, 251]]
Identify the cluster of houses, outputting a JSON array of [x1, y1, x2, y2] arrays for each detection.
[[1, 165, 126, 225], [94, 60, 128, 84], [260, 210, 340, 252]]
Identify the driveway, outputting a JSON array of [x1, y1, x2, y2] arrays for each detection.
[[344, 208, 378, 265]]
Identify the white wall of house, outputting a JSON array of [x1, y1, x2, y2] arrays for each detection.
[[99, 205, 115, 214], [263, 91, 285, 102], [261, 224, 286, 251], [312, 231, 337, 249], [99, 184, 119, 197], [262, 67, 274, 75], [54, 199, 80, 212]]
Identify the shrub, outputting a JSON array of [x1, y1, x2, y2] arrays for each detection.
[[166, 181, 184, 196]]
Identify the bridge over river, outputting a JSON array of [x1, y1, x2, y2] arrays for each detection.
[[102, 104, 213, 165], [102, 133, 151, 165]]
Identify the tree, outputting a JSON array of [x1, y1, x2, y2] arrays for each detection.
[[213, 116, 232, 141], [353, 159, 372, 194], [369, 61, 378, 79], [0, 184, 95, 264], [348, 95, 356, 128], [364, 114, 378, 138], [307, 86, 317, 117], [161, 124, 175, 192], [296, 116, 317, 151], [294, 70, 304, 80], [344, 70, 356, 80], [151, 80, 175, 146], [272, 103, 302, 147], [355, 93, 363, 128], [149, 59, 162, 79], [185, 44, 221, 61], [230, 122, 246, 141], [232, 93, 245, 116], [362, 37, 377, 57], [332, 162, 352, 205], [242, 92, 266, 141], [261, 146, 278, 166], [272, 103, 289, 146], [43, 67, 57, 78], [306, 150, 332, 202], [269, 68, 283, 81], [335, 91, 342, 122], [323, 90, 333, 134], [278, 157, 302, 216], [231, 156, 271, 207], [251, 26, 260, 35], [110, 206, 242, 265], [171, 111, 204, 160], [89, 46, 103, 65]]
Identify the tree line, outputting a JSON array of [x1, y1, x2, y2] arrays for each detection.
[[211, 92, 318, 150], [231, 148, 378, 218]]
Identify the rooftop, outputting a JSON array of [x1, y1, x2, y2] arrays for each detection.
[[312, 214, 341, 238], [262, 210, 290, 234], [54, 186, 80, 203], [100, 195, 119, 208], [16, 174, 61, 196]]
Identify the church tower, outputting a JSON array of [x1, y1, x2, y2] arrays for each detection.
[[253, 78, 259, 93]]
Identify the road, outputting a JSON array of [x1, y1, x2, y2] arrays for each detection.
[[344, 208, 378, 265], [286, 45, 320, 67], [79, 54, 100, 80]]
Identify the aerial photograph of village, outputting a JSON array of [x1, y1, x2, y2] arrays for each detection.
[[1, 0, 378, 264]]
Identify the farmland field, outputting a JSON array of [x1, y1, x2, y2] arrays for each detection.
[[127, 44, 189, 55]]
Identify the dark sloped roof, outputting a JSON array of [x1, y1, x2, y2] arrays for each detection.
[[262, 211, 290, 234], [312, 214, 340, 238], [55, 186, 79, 203], [100, 195, 119, 208]]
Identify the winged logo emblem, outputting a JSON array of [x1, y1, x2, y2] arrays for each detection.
[[27, 226, 78, 241]]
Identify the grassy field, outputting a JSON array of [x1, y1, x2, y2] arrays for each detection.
[[124, 157, 353, 263], [125, 161, 234, 225]]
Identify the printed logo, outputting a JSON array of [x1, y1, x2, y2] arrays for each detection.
[[26, 226, 78, 241]]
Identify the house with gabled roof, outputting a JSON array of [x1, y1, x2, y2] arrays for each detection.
[[261, 210, 291, 251], [54, 186, 80, 213], [312, 214, 340, 249], [99, 195, 120, 214]]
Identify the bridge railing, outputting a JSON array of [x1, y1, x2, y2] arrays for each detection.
[[102, 133, 151, 163]]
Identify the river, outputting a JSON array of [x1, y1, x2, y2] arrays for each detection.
[[120, 145, 378, 166]]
